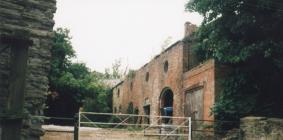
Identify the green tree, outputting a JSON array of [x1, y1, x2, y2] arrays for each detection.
[[49, 28, 75, 90], [49, 28, 91, 104], [46, 28, 113, 124], [186, 0, 283, 130]]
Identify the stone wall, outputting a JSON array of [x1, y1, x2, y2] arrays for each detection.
[[0, 0, 56, 139], [240, 117, 283, 140]]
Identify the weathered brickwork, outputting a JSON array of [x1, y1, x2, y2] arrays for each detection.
[[112, 23, 220, 124], [114, 41, 184, 120], [0, 0, 56, 139], [182, 60, 215, 121]]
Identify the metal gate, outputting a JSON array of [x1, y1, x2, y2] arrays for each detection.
[[74, 112, 192, 140]]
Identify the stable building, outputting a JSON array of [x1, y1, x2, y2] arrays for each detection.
[[112, 22, 224, 125]]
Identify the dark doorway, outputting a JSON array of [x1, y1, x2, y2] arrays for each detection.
[[160, 88, 173, 124], [143, 105, 150, 124], [0, 37, 31, 140]]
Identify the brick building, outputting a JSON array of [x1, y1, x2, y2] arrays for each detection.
[[112, 22, 224, 124]]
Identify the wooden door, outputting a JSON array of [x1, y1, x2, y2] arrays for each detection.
[[185, 88, 204, 129]]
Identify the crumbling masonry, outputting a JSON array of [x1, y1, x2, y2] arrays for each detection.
[[112, 22, 225, 125], [0, 0, 56, 140]]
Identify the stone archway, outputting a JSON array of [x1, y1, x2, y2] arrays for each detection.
[[159, 88, 173, 124]]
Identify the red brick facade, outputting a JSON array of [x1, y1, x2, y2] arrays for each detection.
[[112, 23, 219, 124]]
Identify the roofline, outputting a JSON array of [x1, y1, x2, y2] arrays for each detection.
[[111, 81, 124, 90], [140, 40, 182, 69], [111, 40, 182, 90], [163, 40, 182, 53]]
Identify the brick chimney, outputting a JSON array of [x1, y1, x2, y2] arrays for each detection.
[[184, 22, 197, 37]]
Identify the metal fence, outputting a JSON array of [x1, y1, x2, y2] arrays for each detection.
[[76, 112, 193, 140], [34, 113, 241, 140]]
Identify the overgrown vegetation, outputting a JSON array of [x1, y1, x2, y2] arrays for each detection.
[[186, 0, 283, 131], [45, 28, 121, 125]]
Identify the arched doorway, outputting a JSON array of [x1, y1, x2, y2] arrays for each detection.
[[160, 88, 173, 124]]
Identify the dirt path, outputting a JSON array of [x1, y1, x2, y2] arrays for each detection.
[[41, 125, 160, 140]]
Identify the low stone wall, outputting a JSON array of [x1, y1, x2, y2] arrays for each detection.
[[198, 116, 283, 140], [240, 117, 283, 140]]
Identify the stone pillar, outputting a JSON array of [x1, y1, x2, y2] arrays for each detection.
[[0, 0, 56, 140]]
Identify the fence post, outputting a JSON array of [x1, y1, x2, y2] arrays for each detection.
[[74, 113, 79, 140], [188, 117, 192, 140]]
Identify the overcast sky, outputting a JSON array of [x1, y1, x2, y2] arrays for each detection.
[[54, 0, 203, 73]]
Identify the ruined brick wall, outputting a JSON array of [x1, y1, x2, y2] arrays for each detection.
[[182, 60, 215, 121], [0, 0, 56, 139], [112, 46, 217, 124], [113, 41, 185, 123], [112, 82, 124, 113], [112, 23, 218, 125]]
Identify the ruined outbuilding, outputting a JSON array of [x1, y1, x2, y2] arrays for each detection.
[[112, 22, 224, 125], [0, 0, 56, 139]]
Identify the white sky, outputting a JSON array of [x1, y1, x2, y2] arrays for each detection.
[[54, 0, 203, 73]]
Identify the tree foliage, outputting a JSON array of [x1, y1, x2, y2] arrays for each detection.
[[49, 28, 91, 104], [46, 28, 113, 124], [187, 0, 283, 63], [186, 0, 283, 130]]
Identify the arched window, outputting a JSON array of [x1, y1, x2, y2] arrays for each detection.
[[160, 88, 174, 124]]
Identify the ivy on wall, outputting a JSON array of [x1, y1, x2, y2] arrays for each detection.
[[186, 0, 283, 131]]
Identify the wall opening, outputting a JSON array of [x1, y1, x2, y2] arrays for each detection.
[[143, 105, 150, 124], [143, 98, 150, 124], [0, 36, 31, 140], [160, 88, 173, 124], [114, 107, 117, 113], [119, 105, 122, 113], [145, 72, 149, 82], [130, 82, 133, 91], [117, 88, 120, 97], [164, 61, 169, 73]]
